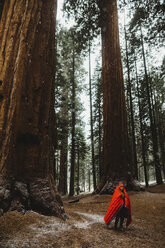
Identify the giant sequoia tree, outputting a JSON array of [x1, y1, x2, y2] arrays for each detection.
[[64, 0, 142, 193], [96, 0, 132, 193], [0, 0, 66, 218]]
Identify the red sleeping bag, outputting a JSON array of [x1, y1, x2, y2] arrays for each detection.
[[104, 185, 132, 225]]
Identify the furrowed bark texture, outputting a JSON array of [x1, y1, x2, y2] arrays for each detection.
[[96, 0, 141, 193], [0, 0, 66, 219]]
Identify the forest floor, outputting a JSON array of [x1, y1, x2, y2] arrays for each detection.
[[0, 184, 165, 248]]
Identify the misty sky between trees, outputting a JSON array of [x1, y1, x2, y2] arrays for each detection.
[[57, 0, 100, 137]]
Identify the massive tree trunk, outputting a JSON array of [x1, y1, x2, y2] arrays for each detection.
[[0, 0, 66, 219], [96, 0, 141, 194]]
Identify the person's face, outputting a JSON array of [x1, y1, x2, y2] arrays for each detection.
[[120, 186, 124, 191]]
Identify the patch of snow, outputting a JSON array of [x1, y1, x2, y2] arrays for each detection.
[[1, 216, 71, 248], [77, 212, 104, 223], [30, 219, 71, 237], [73, 212, 104, 229], [74, 220, 91, 229], [1, 212, 106, 247]]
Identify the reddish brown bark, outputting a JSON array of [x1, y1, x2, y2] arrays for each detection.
[[0, 0, 66, 218], [96, 0, 136, 193]]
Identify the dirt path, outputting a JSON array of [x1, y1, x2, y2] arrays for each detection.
[[0, 185, 165, 248]]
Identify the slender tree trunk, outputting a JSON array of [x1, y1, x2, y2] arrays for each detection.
[[149, 79, 163, 173], [140, 26, 162, 184], [126, 84, 135, 171], [76, 143, 80, 195], [0, 0, 66, 219], [126, 84, 132, 137], [96, 0, 140, 194], [53, 154, 56, 181], [153, 92, 165, 178], [58, 90, 68, 195], [83, 168, 85, 192], [155, 104, 165, 177], [88, 169, 91, 192], [124, 25, 138, 179], [134, 56, 148, 187], [88, 40, 96, 190], [55, 153, 60, 185], [98, 94, 102, 180], [69, 42, 76, 196]]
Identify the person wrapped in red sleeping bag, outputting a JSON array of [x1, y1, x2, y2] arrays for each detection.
[[104, 182, 132, 230]]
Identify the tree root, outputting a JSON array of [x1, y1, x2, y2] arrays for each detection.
[[94, 177, 145, 195], [0, 176, 67, 220]]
